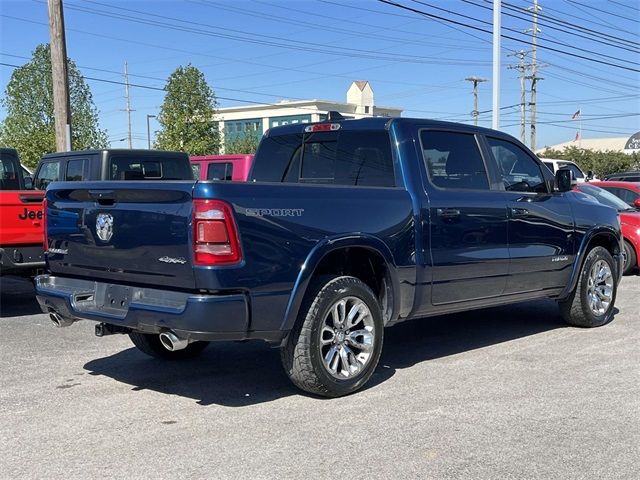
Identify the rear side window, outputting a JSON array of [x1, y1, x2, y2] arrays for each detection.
[[251, 130, 395, 187], [420, 130, 489, 190], [109, 155, 193, 180], [207, 162, 233, 181], [35, 161, 61, 190], [486, 137, 547, 193], [66, 159, 87, 181], [191, 163, 200, 179]]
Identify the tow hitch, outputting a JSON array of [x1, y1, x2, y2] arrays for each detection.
[[95, 323, 132, 337]]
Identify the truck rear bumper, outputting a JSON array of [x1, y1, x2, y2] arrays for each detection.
[[34, 274, 264, 342], [0, 245, 45, 276]]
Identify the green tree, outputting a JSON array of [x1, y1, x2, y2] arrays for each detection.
[[538, 146, 639, 178], [0, 44, 108, 169], [155, 65, 220, 155], [224, 130, 260, 154]]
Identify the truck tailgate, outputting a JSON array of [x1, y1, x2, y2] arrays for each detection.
[[46, 182, 197, 289]]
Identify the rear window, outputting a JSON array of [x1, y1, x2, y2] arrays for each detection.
[[251, 130, 395, 187], [207, 162, 233, 181], [0, 154, 19, 190], [110, 155, 193, 180]]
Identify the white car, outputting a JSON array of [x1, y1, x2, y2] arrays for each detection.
[[541, 158, 594, 183]]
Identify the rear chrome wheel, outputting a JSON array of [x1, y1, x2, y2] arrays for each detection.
[[281, 275, 384, 397], [319, 297, 375, 379]]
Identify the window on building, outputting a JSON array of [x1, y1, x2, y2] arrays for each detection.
[[364, 106, 370, 114]]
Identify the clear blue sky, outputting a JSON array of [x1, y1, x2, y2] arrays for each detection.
[[1, 0, 639, 149]]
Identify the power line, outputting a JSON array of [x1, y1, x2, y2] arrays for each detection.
[[475, 0, 640, 50], [58, 0, 489, 66], [1, 15, 461, 89], [377, 0, 639, 72], [564, 0, 640, 23], [429, 0, 640, 58]]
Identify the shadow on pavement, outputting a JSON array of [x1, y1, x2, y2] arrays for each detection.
[[84, 298, 567, 407], [0, 276, 43, 318]]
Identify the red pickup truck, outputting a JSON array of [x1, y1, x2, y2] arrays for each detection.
[[0, 148, 45, 276]]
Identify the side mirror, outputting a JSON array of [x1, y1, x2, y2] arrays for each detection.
[[634, 198, 640, 210], [23, 176, 33, 190], [586, 170, 594, 181], [555, 169, 574, 192]]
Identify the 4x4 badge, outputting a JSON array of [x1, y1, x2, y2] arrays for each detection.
[[96, 213, 114, 242]]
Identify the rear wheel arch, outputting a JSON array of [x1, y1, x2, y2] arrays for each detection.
[[281, 237, 399, 334]]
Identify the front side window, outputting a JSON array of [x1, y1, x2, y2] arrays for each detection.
[[420, 130, 489, 190], [35, 161, 61, 190], [191, 163, 200, 179], [487, 137, 547, 193], [558, 162, 584, 180]]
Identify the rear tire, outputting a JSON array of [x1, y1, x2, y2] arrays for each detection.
[[622, 240, 636, 275], [129, 332, 209, 360], [280, 275, 384, 397], [559, 246, 617, 328]]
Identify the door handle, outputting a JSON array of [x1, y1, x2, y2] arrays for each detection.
[[437, 208, 461, 218], [510, 207, 529, 217]]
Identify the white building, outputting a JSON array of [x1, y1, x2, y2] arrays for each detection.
[[216, 81, 402, 146]]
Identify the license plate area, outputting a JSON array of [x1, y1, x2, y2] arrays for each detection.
[[71, 283, 131, 318], [100, 284, 131, 315]]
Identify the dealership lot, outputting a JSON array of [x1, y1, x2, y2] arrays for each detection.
[[1, 275, 638, 479]]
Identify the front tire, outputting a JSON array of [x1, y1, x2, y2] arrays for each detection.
[[129, 332, 209, 360], [622, 240, 637, 275], [281, 275, 384, 397], [559, 246, 617, 328]]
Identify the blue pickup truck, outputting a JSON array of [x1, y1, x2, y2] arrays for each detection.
[[35, 117, 623, 397]]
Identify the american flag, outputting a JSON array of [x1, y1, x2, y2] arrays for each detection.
[[572, 109, 581, 120]]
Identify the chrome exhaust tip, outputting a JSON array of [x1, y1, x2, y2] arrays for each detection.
[[159, 330, 189, 351], [49, 312, 74, 328]]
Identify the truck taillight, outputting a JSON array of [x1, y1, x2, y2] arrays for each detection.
[[42, 197, 48, 252], [192, 199, 242, 266]]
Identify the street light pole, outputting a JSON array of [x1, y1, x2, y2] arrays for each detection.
[[492, 0, 501, 130], [146, 114, 156, 149]]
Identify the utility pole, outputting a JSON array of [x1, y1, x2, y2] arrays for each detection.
[[527, 0, 541, 151], [47, 0, 72, 151], [492, 0, 501, 129], [146, 114, 156, 149], [465, 77, 488, 126], [123, 62, 134, 149], [507, 51, 529, 144]]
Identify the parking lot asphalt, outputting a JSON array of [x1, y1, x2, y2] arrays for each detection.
[[1, 274, 639, 479]]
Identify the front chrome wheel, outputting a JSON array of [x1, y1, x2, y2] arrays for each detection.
[[586, 259, 614, 316], [319, 297, 375, 379]]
